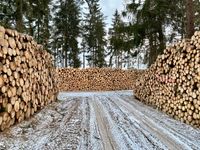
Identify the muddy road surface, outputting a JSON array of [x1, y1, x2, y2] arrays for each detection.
[[1, 91, 200, 150]]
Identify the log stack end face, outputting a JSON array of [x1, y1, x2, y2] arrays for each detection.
[[57, 68, 140, 92], [134, 31, 200, 128], [0, 26, 57, 131]]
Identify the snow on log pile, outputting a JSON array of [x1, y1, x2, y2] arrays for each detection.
[[134, 31, 200, 128], [58, 68, 139, 91], [0, 26, 57, 131]]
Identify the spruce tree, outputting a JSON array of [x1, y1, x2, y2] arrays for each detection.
[[108, 10, 124, 68], [83, 0, 106, 67], [124, 0, 180, 66], [53, 0, 81, 68], [24, 0, 51, 48], [123, 0, 200, 66]]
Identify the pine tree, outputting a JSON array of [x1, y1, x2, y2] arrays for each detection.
[[53, 0, 81, 68]]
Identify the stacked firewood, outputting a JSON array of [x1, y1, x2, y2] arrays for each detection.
[[0, 26, 57, 131], [134, 31, 200, 128], [58, 68, 138, 91]]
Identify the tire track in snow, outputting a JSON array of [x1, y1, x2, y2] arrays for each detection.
[[113, 93, 195, 150], [101, 95, 166, 150], [119, 94, 200, 150], [91, 96, 117, 150], [1, 91, 200, 150]]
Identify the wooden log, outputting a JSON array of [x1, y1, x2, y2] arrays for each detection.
[[0, 26, 57, 131], [133, 31, 200, 128]]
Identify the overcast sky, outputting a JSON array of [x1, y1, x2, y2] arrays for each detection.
[[99, 0, 125, 30]]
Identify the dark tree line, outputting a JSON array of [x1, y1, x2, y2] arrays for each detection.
[[0, 0, 200, 68]]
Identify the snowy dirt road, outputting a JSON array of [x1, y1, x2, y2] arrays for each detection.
[[1, 91, 200, 150]]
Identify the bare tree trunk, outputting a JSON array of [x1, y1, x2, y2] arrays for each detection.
[[62, 50, 64, 67], [83, 51, 85, 68], [120, 51, 123, 69], [28, 19, 34, 36], [117, 55, 119, 68], [127, 52, 130, 69], [91, 47, 95, 67], [65, 50, 68, 67], [115, 56, 117, 68], [15, 0, 24, 32], [37, 20, 40, 43], [186, 0, 195, 38], [148, 35, 154, 67], [109, 54, 113, 68], [54, 48, 58, 67], [158, 26, 165, 55]]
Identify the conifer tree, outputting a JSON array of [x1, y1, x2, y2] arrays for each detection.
[[123, 0, 200, 66], [82, 0, 106, 67], [25, 0, 51, 49], [108, 10, 124, 68], [53, 0, 81, 67], [0, 0, 16, 29]]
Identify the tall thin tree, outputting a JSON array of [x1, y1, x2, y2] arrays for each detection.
[[53, 0, 81, 67], [186, 0, 195, 38], [83, 0, 106, 67]]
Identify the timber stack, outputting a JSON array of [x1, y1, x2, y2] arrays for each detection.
[[58, 68, 138, 91], [134, 31, 200, 128], [0, 26, 57, 131]]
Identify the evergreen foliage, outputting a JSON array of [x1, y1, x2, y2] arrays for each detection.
[[0, 0, 199, 68]]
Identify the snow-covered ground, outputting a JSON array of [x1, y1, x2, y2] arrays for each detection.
[[1, 91, 200, 150]]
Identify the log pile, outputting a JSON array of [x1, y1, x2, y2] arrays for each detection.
[[134, 31, 200, 128], [0, 26, 57, 131], [58, 68, 138, 91]]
